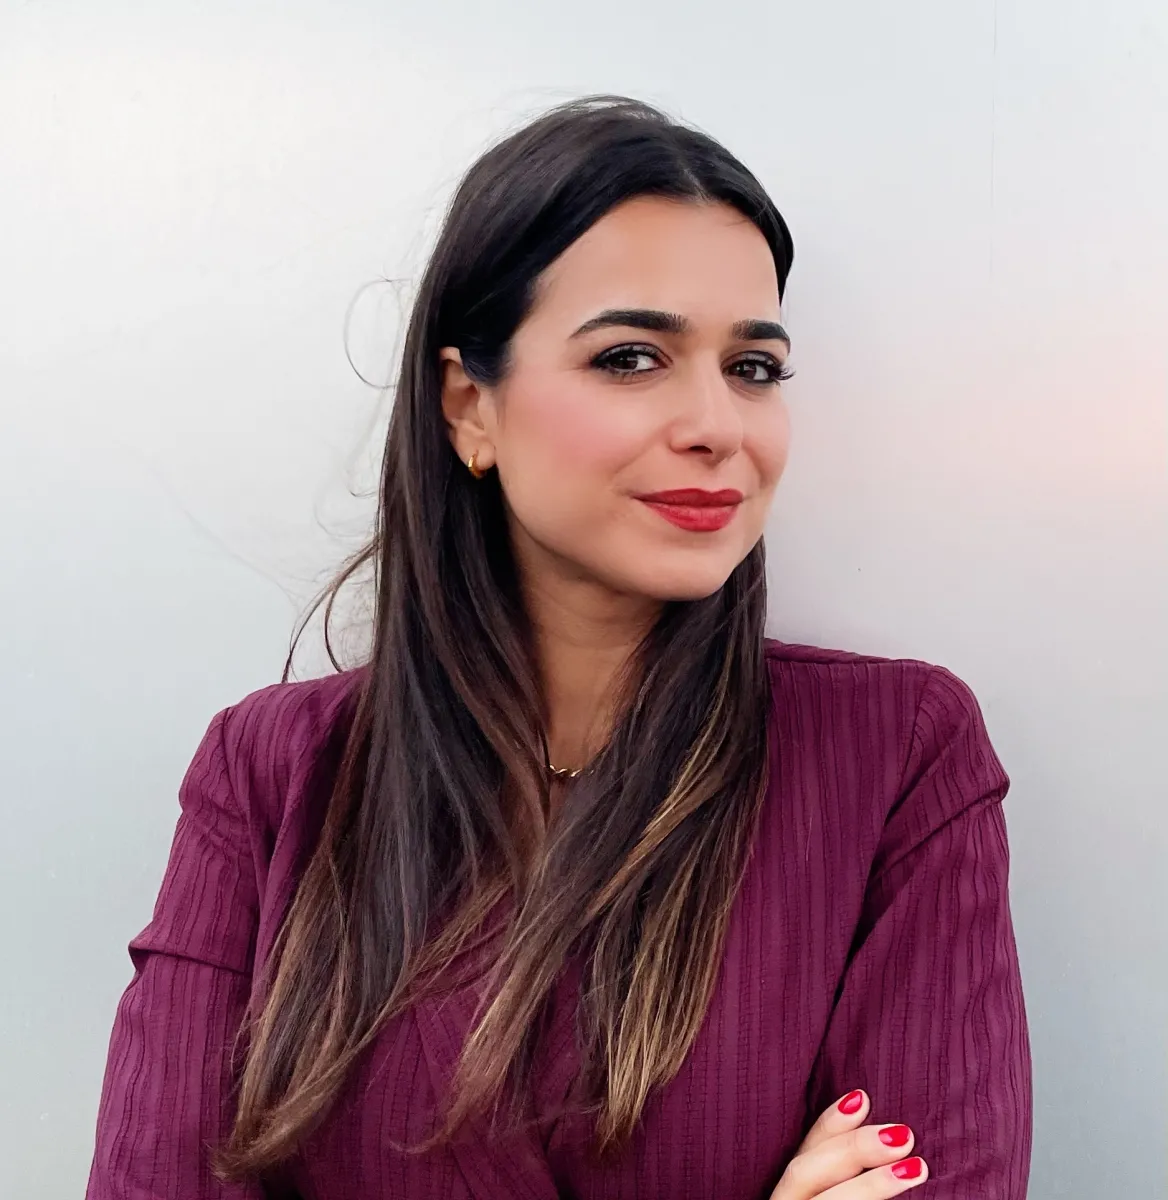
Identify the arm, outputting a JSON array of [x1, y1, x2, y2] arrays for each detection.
[[806, 667, 1033, 1196], [87, 707, 265, 1199]]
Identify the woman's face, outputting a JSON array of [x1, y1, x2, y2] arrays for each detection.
[[441, 196, 792, 603]]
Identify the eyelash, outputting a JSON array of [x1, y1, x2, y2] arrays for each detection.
[[590, 343, 795, 386]]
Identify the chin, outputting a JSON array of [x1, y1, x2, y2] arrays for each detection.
[[583, 535, 753, 603], [624, 564, 738, 604]]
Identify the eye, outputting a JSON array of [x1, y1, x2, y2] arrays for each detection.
[[589, 344, 796, 386], [591, 343, 663, 379], [729, 353, 796, 386]]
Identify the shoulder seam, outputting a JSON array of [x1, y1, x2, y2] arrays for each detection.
[[213, 701, 248, 826], [899, 663, 942, 797]]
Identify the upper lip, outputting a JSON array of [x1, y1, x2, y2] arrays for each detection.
[[636, 488, 744, 506]]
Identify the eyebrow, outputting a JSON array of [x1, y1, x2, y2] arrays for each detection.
[[569, 307, 790, 348]]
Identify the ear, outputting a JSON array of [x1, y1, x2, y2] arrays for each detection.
[[438, 346, 497, 471]]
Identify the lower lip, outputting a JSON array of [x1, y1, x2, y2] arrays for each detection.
[[639, 501, 739, 532]]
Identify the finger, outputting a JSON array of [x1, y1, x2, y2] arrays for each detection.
[[796, 1090, 870, 1153], [773, 1124, 918, 1200], [816, 1156, 930, 1199]]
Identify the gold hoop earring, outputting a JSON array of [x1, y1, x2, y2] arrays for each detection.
[[467, 452, 486, 480]]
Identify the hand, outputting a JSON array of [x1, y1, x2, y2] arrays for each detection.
[[770, 1090, 929, 1198]]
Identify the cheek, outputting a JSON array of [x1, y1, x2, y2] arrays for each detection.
[[747, 401, 792, 493], [501, 374, 645, 476]]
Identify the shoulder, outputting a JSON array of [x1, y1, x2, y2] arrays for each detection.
[[762, 636, 990, 737], [762, 636, 1006, 816], [761, 638, 1009, 867], [210, 666, 367, 831], [218, 666, 366, 755]]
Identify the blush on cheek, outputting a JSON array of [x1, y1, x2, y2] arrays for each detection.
[[516, 383, 645, 474], [749, 406, 792, 484]]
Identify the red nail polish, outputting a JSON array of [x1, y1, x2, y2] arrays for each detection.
[[879, 1125, 911, 1147], [891, 1157, 923, 1180], [837, 1090, 864, 1114]]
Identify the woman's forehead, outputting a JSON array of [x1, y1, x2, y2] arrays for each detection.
[[528, 202, 782, 338]]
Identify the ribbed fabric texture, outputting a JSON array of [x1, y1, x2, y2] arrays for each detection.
[[86, 640, 1032, 1199]]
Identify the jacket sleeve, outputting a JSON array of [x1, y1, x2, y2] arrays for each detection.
[[806, 667, 1033, 1197], [87, 706, 265, 1199]]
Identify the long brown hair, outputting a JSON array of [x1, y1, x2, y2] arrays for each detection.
[[216, 94, 795, 1178]]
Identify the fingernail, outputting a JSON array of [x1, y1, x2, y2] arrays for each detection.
[[879, 1124, 911, 1147], [891, 1157, 924, 1180], [837, 1089, 865, 1115]]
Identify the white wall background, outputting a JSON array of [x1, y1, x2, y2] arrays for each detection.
[[2, 2, 1165, 1196]]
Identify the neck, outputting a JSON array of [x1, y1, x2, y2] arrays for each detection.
[[519, 565, 661, 774]]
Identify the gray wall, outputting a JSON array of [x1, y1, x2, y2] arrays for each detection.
[[2, 2, 1164, 1196]]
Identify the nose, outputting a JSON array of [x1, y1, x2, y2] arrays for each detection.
[[668, 362, 744, 462]]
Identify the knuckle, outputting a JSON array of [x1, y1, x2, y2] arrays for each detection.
[[858, 1165, 903, 1199], [779, 1150, 814, 1193], [847, 1127, 882, 1164], [794, 1121, 825, 1156]]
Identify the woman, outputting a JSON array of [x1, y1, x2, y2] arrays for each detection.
[[87, 95, 1032, 1199]]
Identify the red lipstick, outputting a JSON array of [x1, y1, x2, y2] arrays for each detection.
[[636, 488, 744, 533]]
